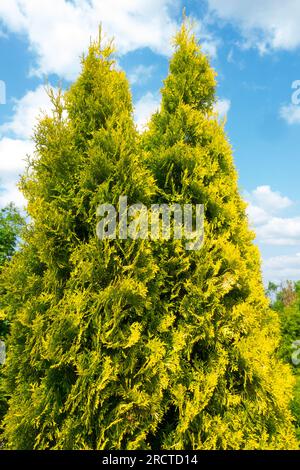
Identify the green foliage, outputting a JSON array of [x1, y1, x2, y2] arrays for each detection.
[[0, 204, 23, 267], [0, 24, 297, 450], [0, 203, 23, 440], [1, 36, 158, 450], [140, 23, 297, 449], [291, 378, 300, 441], [269, 281, 300, 439]]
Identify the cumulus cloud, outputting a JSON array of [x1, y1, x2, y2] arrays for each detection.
[[0, 179, 27, 208], [0, 137, 34, 208], [245, 186, 297, 246], [128, 65, 155, 86], [0, 137, 33, 173], [207, 0, 300, 52], [191, 18, 219, 59], [250, 185, 292, 213], [134, 92, 160, 131], [246, 204, 270, 226], [200, 40, 218, 59], [264, 253, 300, 270], [245, 185, 300, 282], [214, 98, 231, 119], [0, 0, 181, 80], [279, 103, 300, 125], [0, 85, 54, 139], [263, 253, 300, 283], [255, 217, 300, 246]]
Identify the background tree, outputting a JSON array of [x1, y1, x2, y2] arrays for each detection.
[[0, 203, 23, 440], [268, 281, 300, 440], [0, 204, 23, 266]]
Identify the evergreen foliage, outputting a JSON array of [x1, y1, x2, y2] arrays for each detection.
[[0, 24, 297, 449], [141, 24, 297, 449], [1, 36, 161, 450]]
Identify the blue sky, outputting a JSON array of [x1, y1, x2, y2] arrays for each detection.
[[1, 0, 300, 284]]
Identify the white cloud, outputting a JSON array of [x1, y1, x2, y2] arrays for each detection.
[[246, 204, 270, 226], [0, 179, 27, 208], [0, 0, 180, 80], [250, 185, 292, 213], [192, 18, 219, 59], [128, 65, 155, 85], [255, 217, 300, 246], [279, 103, 300, 125], [0, 0, 26, 31], [200, 40, 218, 59], [245, 185, 300, 282], [207, 0, 300, 52], [245, 186, 298, 246], [0, 137, 34, 208], [0, 85, 54, 139], [263, 253, 300, 283], [0, 137, 33, 173], [265, 253, 300, 270], [134, 92, 160, 131], [214, 98, 231, 119]]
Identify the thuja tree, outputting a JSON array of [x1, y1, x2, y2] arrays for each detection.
[[1, 26, 297, 450], [140, 24, 297, 449], [1, 37, 161, 449]]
